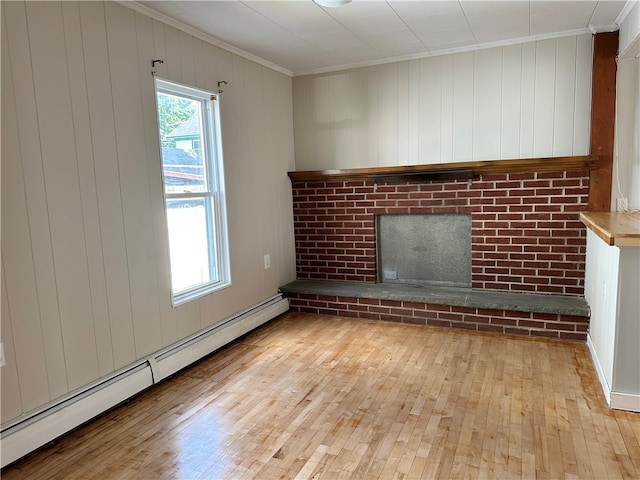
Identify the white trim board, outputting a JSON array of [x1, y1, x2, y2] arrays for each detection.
[[611, 392, 640, 412], [587, 333, 640, 413], [587, 333, 612, 405]]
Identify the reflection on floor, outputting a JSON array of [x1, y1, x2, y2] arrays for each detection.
[[4, 313, 639, 479]]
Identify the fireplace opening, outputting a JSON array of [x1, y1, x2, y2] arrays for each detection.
[[376, 214, 472, 288]]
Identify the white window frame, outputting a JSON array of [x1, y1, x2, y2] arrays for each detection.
[[155, 78, 230, 306]]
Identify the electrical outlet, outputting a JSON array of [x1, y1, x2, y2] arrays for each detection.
[[264, 254, 271, 270], [0, 343, 5, 367], [617, 197, 628, 212]]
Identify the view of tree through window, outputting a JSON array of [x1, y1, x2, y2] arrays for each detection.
[[155, 79, 230, 304], [157, 94, 195, 148]]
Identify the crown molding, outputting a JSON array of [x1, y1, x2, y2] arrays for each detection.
[[616, 0, 639, 25], [292, 29, 591, 76], [120, 1, 293, 77]]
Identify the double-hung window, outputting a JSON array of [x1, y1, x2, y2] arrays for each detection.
[[155, 78, 230, 305]]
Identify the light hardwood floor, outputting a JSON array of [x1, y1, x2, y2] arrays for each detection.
[[3, 313, 639, 479]]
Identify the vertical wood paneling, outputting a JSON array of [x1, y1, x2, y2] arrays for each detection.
[[533, 39, 556, 157], [553, 36, 577, 155], [261, 68, 282, 295], [350, 69, 368, 169], [520, 42, 537, 158], [151, 18, 169, 80], [501, 45, 522, 158], [329, 72, 351, 168], [79, 1, 136, 369], [419, 57, 443, 163], [272, 72, 296, 286], [407, 59, 420, 164], [301, 76, 319, 169], [244, 60, 272, 301], [163, 23, 182, 82], [315, 75, 332, 169], [453, 52, 474, 161], [61, 2, 114, 376], [1, 260, 23, 423], [247, 60, 271, 305], [203, 43, 219, 92], [136, 11, 177, 347], [231, 57, 263, 310], [179, 31, 195, 86], [1, 9, 52, 409], [262, 68, 279, 286], [215, 47, 234, 88], [105, 2, 161, 358], [367, 66, 380, 167], [378, 63, 399, 166], [473, 48, 502, 160], [574, 34, 593, 154], [3, 0, 68, 400], [193, 38, 207, 89], [440, 55, 455, 163], [26, 1, 99, 390], [398, 61, 410, 166], [292, 34, 593, 170], [292, 76, 309, 170]]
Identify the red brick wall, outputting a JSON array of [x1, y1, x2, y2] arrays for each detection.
[[292, 170, 589, 295], [286, 293, 589, 341]]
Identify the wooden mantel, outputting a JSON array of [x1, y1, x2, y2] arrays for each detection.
[[288, 155, 597, 183]]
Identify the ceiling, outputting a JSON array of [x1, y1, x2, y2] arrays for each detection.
[[137, 1, 630, 76]]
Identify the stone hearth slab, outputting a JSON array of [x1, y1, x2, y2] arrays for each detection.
[[280, 280, 589, 317]]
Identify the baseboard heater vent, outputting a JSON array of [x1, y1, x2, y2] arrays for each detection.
[[0, 294, 289, 468]]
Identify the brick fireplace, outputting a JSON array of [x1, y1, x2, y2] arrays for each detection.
[[283, 158, 594, 340], [293, 170, 589, 294]]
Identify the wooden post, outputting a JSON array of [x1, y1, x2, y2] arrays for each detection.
[[589, 31, 618, 211]]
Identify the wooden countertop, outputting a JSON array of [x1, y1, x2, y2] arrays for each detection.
[[580, 211, 640, 247]]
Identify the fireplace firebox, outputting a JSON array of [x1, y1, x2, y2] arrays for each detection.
[[376, 214, 472, 288]]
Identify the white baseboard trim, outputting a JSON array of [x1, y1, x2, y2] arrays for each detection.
[[586, 334, 640, 412], [610, 392, 640, 412], [0, 295, 288, 468], [586, 333, 611, 405]]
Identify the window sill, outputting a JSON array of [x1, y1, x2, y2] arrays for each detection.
[[172, 280, 232, 307]]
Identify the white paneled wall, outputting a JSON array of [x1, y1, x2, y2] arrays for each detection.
[[293, 34, 593, 170], [1, 1, 295, 424]]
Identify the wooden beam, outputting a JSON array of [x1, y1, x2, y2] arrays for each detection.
[[589, 31, 618, 211], [288, 155, 596, 183]]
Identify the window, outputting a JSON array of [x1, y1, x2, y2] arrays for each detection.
[[155, 78, 230, 305]]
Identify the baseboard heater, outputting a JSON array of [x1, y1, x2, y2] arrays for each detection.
[[0, 294, 289, 468]]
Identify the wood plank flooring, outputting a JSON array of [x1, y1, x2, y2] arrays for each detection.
[[3, 313, 640, 479]]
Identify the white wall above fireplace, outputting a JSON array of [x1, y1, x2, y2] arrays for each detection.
[[293, 34, 593, 171]]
